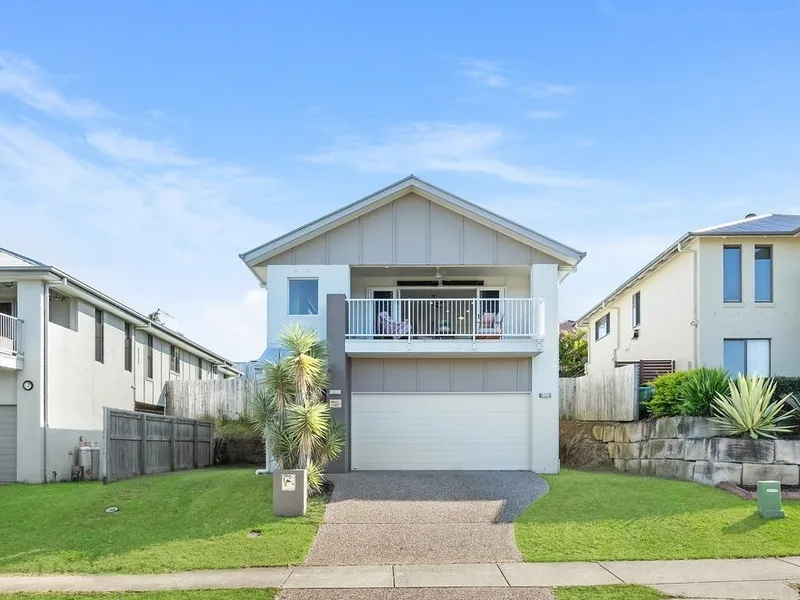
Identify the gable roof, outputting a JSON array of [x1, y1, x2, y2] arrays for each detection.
[[0, 248, 47, 268], [576, 212, 800, 325], [692, 213, 800, 236], [240, 175, 586, 268]]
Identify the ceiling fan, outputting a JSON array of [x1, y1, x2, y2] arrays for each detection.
[[433, 267, 450, 287]]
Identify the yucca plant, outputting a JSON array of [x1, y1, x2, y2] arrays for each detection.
[[680, 367, 731, 417], [249, 324, 345, 493], [710, 375, 795, 439]]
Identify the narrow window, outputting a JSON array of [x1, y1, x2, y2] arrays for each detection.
[[594, 313, 610, 341], [288, 279, 319, 315], [724, 339, 770, 376], [632, 292, 641, 328], [755, 245, 773, 302], [723, 245, 742, 302], [197, 356, 203, 380], [170, 344, 181, 374], [94, 309, 104, 363], [124, 322, 133, 372], [146, 335, 154, 379]]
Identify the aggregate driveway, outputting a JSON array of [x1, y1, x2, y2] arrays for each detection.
[[304, 471, 549, 566]]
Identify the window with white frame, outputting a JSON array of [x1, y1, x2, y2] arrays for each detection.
[[288, 278, 319, 315], [723, 245, 742, 303], [594, 313, 610, 341], [723, 339, 770, 376], [170, 344, 181, 374]]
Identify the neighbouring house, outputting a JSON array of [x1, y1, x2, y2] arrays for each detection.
[[239, 175, 585, 473], [578, 213, 800, 380], [0, 248, 240, 483]]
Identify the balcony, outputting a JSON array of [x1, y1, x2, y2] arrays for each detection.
[[0, 313, 22, 370], [345, 297, 544, 357]]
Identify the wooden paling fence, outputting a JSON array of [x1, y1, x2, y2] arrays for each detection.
[[559, 363, 639, 422], [103, 408, 213, 482], [165, 379, 257, 419]]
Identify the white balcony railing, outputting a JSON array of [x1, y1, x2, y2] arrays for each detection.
[[0, 313, 21, 356], [346, 297, 544, 341]]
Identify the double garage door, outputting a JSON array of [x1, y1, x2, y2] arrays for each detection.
[[0, 406, 16, 482], [351, 358, 531, 470]]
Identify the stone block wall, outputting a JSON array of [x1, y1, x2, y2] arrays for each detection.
[[590, 417, 800, 486]]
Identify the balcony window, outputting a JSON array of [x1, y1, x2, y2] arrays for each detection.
[[724, 339, 770, 376]]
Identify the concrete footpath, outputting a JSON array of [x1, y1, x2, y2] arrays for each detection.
[[1, 557, 800, 599]]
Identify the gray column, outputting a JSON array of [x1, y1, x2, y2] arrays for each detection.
[[326, 294, 350, 473]]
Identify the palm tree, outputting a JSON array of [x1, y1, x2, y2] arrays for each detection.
[[249, 324, 345, 492]]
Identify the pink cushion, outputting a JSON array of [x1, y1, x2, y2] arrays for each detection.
[[482, 313, 495, 327]]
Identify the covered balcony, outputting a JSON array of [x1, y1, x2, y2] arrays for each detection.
[[345, 295, 544, 357]]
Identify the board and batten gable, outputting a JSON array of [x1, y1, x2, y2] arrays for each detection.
[[586, 241, 697, 375], [258, 193, 564, 269], [697, 236, 800, 375]]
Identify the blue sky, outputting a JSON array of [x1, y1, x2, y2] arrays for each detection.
[[0, 1, 798, 359]]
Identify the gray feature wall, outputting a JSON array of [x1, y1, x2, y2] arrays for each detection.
[[351, 358, 533, 394], [326, 294, 350, 473], [262, 193, 561, 267]]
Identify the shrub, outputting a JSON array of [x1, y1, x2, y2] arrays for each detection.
[[645, 371, 690, 418], [710, 375, 795, 439], [773, 376, 800, 400], [680, 367, 731, 417], [248, 324, 345, 494]]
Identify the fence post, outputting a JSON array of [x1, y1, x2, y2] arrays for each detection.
[[139, 413, 147, 475], [193, 420, 199, 468], [170, 416, 177, 472]]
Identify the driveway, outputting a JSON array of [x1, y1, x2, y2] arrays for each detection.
[[304, 471, 549, 566]]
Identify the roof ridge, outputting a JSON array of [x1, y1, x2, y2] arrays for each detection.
[[692, 213, 773, 234]]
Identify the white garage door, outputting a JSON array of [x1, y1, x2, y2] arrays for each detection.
[[0, 405, 16, 482], [352, 393, 530, 470]]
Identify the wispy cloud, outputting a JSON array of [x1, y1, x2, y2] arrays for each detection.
[[458, 58, 510, 89], [0, 52, 109, 120], [522, 83, 576, 98], [303, 122, 604, 189], [86, 130, 197, 166], [0, 53, 282, 358], [528, 109, 565, 120]]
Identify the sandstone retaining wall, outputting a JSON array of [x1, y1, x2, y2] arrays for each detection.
[[591, 417, 800, 486]]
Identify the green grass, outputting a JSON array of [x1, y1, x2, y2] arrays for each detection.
[[515, 469, 800, 562], [0, 593, 276, 600], [0, 468, 323, 574], [555, 584, 665, 600]]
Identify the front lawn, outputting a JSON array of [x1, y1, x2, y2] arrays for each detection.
[[0, 468, 323, 574], [0, 593, 276, 600], [555, 585, 664, 600], [516, 469, 800, 562]]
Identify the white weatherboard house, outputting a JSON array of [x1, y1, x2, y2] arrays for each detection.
[[0, 248, 240, 483], [240, 176, 585, 473], [579, 214, 800, 379]]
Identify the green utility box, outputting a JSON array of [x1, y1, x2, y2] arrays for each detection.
[[757, 480, 785, 519]]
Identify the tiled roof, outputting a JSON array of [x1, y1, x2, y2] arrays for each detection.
[[693, 214, 800, 236]]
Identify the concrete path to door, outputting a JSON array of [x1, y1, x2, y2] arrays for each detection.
[[304, 471, 549, 566]]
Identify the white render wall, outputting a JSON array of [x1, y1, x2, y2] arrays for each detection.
[[697, 237, 800, 375], [531, 264, 560, 473], [5, 281, 229, 483], [266, 264, 350, 344], [586, 243, 697, 375]]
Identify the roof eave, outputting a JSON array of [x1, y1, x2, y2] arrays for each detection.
[[577, 233, 693, 325]]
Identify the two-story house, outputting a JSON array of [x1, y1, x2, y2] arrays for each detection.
[[240, 176, 585, 473], [579, 214, 800, 379], [0, 248, 240, 483]]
